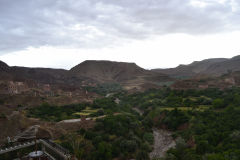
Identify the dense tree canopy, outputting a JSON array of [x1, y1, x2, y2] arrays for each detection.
[[26, 87, 240, 160]]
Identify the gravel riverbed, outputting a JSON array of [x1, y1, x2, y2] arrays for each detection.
[[150, 129, 176, 159]]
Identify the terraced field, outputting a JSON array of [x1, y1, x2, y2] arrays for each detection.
[[159, 105, 210, 111], [73, 107, 100, 116]]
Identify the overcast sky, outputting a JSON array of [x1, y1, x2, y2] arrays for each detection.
[[0, 0, 240, 69]]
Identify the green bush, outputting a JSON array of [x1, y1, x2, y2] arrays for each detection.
[[143, 132, 154, 144], [212, 98, 225, 108]]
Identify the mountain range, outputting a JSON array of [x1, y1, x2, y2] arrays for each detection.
[[152, 55, 240, 78], [1, 55, 240, 94], [0, 60, 172, 89]]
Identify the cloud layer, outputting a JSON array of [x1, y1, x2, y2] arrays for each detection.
[[0, 0, 240, 54]]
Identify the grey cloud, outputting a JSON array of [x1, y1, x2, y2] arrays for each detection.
[[0, 0, 240, 54]]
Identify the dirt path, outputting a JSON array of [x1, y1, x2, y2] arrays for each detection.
[[150, 129, 176, 159]]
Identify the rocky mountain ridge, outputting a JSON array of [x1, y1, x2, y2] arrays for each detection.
[[0, 60, 173, 91], [152, 55, 240, 78]]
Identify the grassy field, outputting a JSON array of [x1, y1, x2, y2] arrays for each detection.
[[159, 105, 211, 111], [73, 107, 100, 116]]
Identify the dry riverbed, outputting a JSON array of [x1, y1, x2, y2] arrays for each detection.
[[150, 129, 176, 159]]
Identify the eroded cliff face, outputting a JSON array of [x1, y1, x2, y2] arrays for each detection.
[[171, 71, 240, 90], [0, 79, 100, 107]]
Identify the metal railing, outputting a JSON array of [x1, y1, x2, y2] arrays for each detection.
[[0, 139, 71, 160]]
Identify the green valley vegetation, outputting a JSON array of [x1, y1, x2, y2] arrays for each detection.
[[27, 87, 240, 160]]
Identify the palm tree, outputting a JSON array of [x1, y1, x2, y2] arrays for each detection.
[[68, 134, 85, 160]]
